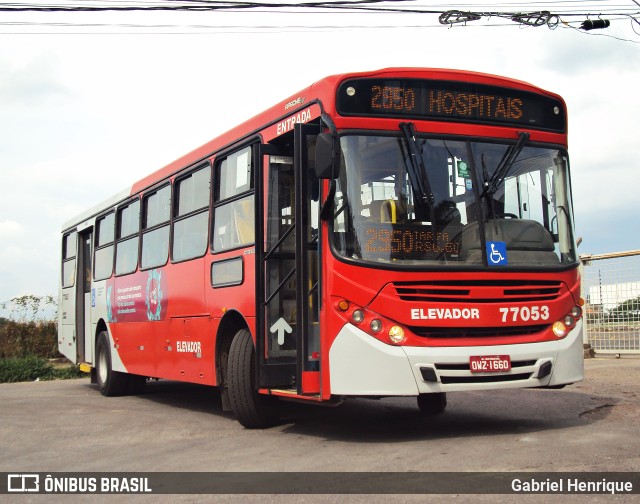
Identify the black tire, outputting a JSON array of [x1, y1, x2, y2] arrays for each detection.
[[227, 329, 280, 428], [417, 392, 447, 415], [95, 331, 129, 396]]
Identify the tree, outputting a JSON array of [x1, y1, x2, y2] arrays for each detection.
[[607, 296, 640, 322]]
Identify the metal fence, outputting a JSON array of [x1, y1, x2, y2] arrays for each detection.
[[581, 250, 640, 355], [0, 295, 58, 322]]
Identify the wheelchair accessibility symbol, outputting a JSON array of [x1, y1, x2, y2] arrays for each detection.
[[487, 241, 508, 266]]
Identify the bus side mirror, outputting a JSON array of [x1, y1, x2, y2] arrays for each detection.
[[315, 133, 338, 179]]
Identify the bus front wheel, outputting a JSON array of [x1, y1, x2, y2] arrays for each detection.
[[95, 331, 129, 396], [227, 328, 280, 428], [417, 392, 447, 415]]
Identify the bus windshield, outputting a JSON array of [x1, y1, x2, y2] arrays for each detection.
[[331, 132, 577, 268]]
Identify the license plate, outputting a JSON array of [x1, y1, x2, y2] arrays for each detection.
[[469, 355, 511, 373]]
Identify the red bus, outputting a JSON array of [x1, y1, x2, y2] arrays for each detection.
[[58, 68, 584, 428]]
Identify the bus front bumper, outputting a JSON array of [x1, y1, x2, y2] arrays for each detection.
[[328, 321, 584, 396]]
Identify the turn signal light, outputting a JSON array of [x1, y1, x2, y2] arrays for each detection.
[[337, 300, 349, 312]]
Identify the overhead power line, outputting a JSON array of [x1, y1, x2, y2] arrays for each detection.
[[0, 0, 637, 15], [0, 0, 638, 40]]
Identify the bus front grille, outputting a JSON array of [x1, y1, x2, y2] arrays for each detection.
[[393, 280, 562, 303], [439, 373, 533, 384], [409, 325, 549, 339]]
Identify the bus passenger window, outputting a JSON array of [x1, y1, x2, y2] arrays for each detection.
[[94, 212, 115, 280], [216, 147, 252, 201], [213, 196, 254, 251], [213, 146, 254, 252], [62, 231, 77, 287], [141, 185, 170, 269], [115, 200, 140, 276], [172, 166, 210, 262]]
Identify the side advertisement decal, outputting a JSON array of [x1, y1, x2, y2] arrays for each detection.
[[107, 269, 168, 323]]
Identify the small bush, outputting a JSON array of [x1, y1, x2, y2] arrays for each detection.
[[0, 295, 59, 359], [0, 320, 58, 359], [0, 356, 55, 383], [0, 356, 85, 383]]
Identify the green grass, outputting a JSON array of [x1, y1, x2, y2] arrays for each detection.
[[0, 356, 84, 383]]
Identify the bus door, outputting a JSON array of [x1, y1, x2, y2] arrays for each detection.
[[76, 228, 93, 364], [257, 123, 320, 394]]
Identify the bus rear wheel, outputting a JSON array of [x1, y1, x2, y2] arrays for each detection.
[[95, 331, 129, 396], [417, 392, 447, 415], [227, 328, 280, 428]]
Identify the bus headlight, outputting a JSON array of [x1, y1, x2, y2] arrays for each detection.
[[352, 309, 365, 324], [552, 321, 567, 338], [388, 325, 405, 344]]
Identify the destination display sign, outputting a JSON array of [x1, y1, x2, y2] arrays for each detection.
[[337, 78, 566, 132], [362, 223, 462, 261]]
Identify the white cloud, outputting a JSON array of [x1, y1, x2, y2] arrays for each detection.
[[0, 52, 69, 108], [0, 220, 24, 237]]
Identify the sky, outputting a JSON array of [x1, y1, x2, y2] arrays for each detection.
[[0, 1, 639, 302]]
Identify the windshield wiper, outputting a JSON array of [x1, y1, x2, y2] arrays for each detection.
[[399, 122, 435, 216], [480, 131, 530, 199]]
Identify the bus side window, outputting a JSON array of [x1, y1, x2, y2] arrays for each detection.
[[172, 166, 210, 262], [62, 231, 77, 287], [212, 146, 254, 252], [141, 185, 170, 269], [94, 212, 115, 280], [115, 200, 140, 276]]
